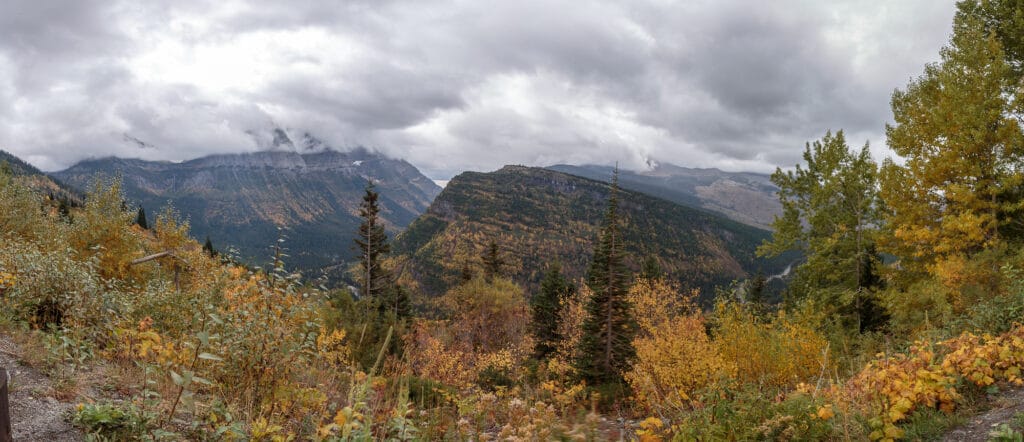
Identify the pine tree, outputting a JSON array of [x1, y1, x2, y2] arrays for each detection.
[[380, 284, 412, 319], [58, 198, 72, 223], [532, 262, 572, 360], [355, 180, 392, 300], [482, 240, 503, 282], [459, 261, 474, 284], [203, 236, 217, 257], [574, 168, 636, 387], [746, 269, 767, 307], [638, 256, 663, 282], [136, 207, 148, 229]]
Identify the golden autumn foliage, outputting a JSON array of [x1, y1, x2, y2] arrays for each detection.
[[68, 177, 144, 281], [406, 277, 533, 389], [626, 279, 731, 411], [880, 13, 1024, 286], [436, 276, 530, 353], [713, 300, 831, 389], [627, 313, 731, 411], [7, 7, 1024, 435]]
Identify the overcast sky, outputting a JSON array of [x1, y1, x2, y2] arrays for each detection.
[[0, 0, 957, 179]]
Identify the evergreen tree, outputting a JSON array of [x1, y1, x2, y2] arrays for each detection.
[[58, 198, 72, 223], [482, 240, 503, 282], [574, 168, 636, 387], [758, 131, 882, 302], [532, 262, 573, 360], [136, 207, 148, 229], [638, 256, 663, 282], [355, 181, 392, 300], [203, 236, 217, 257], [459, 261, 474, 284], [380, 284, 413, 319], [851, 244, 889, 332], [745, 269, 767, 307]]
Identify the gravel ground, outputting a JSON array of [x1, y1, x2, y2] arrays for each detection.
[[0, 335, 82, 441], [941, 388, 1024, 442]]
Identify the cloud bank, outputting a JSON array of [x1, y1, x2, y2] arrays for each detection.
[[0, 0, 957, 177]]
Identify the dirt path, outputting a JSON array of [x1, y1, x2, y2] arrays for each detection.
[[941, 388, 1024, 442], [0, 335, 82, 441]]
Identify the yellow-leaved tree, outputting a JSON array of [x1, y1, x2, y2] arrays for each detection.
[[880, 13, 1024, 291]]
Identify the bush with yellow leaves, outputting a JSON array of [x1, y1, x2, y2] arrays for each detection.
[[624, 278, 730, 412], [843, 324, 1024, 440], [713, 299, 831, 390], [627, 313, 733, 412]]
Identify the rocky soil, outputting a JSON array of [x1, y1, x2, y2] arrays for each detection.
[[941, 388, 1024, 442], [0, 335, 82, 441]]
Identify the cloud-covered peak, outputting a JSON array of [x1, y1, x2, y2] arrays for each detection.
[[0, 0, 957, 177]]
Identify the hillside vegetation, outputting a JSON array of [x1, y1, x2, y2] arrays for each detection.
[[393, 165, 789, 299], [2, 1, 1024, 441]]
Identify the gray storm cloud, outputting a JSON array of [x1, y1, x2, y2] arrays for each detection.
[[0, 0, 957, 177]]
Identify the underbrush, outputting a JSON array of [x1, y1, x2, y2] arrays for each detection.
[[8, 166, 1024, 441]]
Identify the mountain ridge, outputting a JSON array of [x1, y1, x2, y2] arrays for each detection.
[[53, 148, 441, 278], [393, 165, 790, 300], [549, 163, 782, 229]]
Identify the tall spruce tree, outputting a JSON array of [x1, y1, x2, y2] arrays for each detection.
[[574, 168, 636, 386], [532, 262, 572, 360], [355, 181, 392, 300], [136, 207, 148, 229], [203, 236, 217, 257], [482, 240, 503, 282]]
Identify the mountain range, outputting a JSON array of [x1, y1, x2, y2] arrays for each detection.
[[550, 163, 781, 229], [392, 165, 789, 300], [6, 144, 791, 295], [53, 148, 441, 275]]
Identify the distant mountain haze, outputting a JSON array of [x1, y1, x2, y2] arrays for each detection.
[[53, 148, 441, 276], [549, 164, 782, 230], [392, 165, 790, 301]]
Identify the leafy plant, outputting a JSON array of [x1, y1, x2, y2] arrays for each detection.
[[72, 401, 163, 441]]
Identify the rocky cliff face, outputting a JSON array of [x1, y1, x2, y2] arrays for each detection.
[[54, 149, 441, 277]]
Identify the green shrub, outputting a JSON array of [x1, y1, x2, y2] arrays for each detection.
[[72, 401, 160, 441], [0, 240, 113, 333]]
